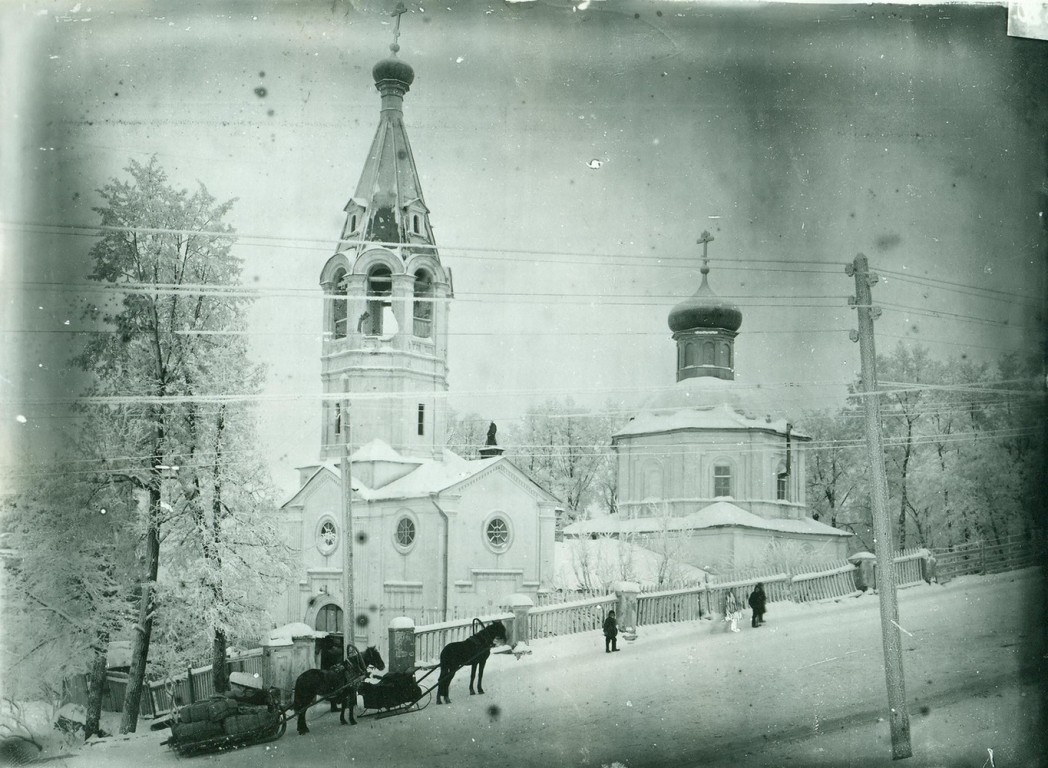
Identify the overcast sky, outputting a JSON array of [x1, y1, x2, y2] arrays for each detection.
[[3, 0, 1046, 495]]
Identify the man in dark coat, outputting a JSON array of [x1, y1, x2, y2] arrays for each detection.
[[748, 583, 767, 628], [603, 610, 619, 653]]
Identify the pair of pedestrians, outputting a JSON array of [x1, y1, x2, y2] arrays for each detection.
[[724, 583, 768, 632]]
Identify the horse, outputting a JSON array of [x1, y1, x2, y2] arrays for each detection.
[[435, 620, 507, 705], [292, 644, 385, 734]]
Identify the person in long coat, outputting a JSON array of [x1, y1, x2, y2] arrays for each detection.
[[748, 583, 768, 628], [603, 610, 619, 653]]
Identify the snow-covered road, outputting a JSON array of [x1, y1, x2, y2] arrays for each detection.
[[59, 569, 1044, 768]]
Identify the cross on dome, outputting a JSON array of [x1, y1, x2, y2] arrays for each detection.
[[697, 230, 715, 275], [390, 2, 407, 55]]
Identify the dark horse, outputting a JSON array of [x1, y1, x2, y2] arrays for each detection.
[[292, 645, 384, 734], [435, 620, 507, 705]]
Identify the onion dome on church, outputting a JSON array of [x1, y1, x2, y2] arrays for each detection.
[[668, 265, 742, 333], [668, 232, 741, 382], [373, 54, 414, 88]]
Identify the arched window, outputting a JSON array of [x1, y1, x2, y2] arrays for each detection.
[[703, 341, 715, 365], [334, 402, 341, 435], [332, 269, 348, 339], [412, 214, 421, 235], [350, 214, 358, 233], [776, 463, 789, 501], [713, 464, 733, 498], [717, 342, 729, 367], [364, 265, 397, 338], [684, 341, 698, 367], [413, 269, 433, 339]]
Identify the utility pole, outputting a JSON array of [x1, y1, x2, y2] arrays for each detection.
[[848, 253, 912, 760], [340, 395, 355, 660]]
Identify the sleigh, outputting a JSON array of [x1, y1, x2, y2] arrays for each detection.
[[163, 689, 287, 756], [355, 670, 432, 718]]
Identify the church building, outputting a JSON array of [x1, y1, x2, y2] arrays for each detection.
[[269, 24, 559, 646], [563, 233, 851, 571]]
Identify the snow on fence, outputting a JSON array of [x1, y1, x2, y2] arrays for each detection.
[[893, 550, 926, 588], [635, 585, 710, 626], [145, 647, 264, 718], [413, 612, 514, 667], [789, 561, 859, 602], [529, 594, 617, 638]]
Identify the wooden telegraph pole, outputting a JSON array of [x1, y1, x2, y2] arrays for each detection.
[[848, 253, 912, 759], [340, 394, 355, 661]]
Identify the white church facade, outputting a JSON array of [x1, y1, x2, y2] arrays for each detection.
[[268, 34, 559, 646], [563, 234, 851, 571]]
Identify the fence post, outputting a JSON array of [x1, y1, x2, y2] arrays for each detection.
[[501, 593, 534, 650], [980, 540, 986, 574], [848, 552, 877, 592], [186, 668, 195, 704], [388, 617, 416, 674], [614, 581, 640, 641]]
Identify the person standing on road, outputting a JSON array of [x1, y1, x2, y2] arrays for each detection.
[[724, 591, 741, 633], [603, 609, 619, 652], [748, 583, 767, 628]]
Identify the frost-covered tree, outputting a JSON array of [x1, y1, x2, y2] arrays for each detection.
[[509, 399, 615, 521], [73, 157, 287, 732], [801, 407, 865, 533], [445, 409, 489, 459], [0, 471, 137, 739]]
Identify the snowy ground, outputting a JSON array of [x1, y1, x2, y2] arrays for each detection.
[[38, 568, 1046, 768]]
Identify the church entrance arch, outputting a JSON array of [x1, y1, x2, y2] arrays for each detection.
[[306, 598, 344, 669]]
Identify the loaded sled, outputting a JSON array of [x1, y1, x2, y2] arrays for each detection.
[[163, 679, 287, 756]]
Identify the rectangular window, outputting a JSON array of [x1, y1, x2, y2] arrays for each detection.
[[777, 472, 788, 501], [334, 403, 341, 435], [417, 404, 425, 436], [713, 465, 732, 497]]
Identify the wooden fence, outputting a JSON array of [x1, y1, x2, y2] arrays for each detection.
[[413, 611, 514, 666], [529, 594, 616, 639], [142, 648, 265, 718], [931, 532, 1044, 582]]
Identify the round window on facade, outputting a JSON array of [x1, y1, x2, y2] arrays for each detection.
[[317, 517, 338, 555], [484, 516, 511, 552], [394, 516, 416, 551]]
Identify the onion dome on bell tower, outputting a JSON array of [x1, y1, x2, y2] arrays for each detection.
[[668, 231, 742, 382]]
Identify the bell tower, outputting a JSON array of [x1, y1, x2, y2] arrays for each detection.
[[318, 7, 452, 461]]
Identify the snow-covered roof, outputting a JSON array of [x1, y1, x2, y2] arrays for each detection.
[[262, 622, 327, 647], [552, 539, 708, 591], [281, 444, 558, 506], [562, 501, 851, 538], [613, 377, 809, 440], [351, 438, 423, 464]]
